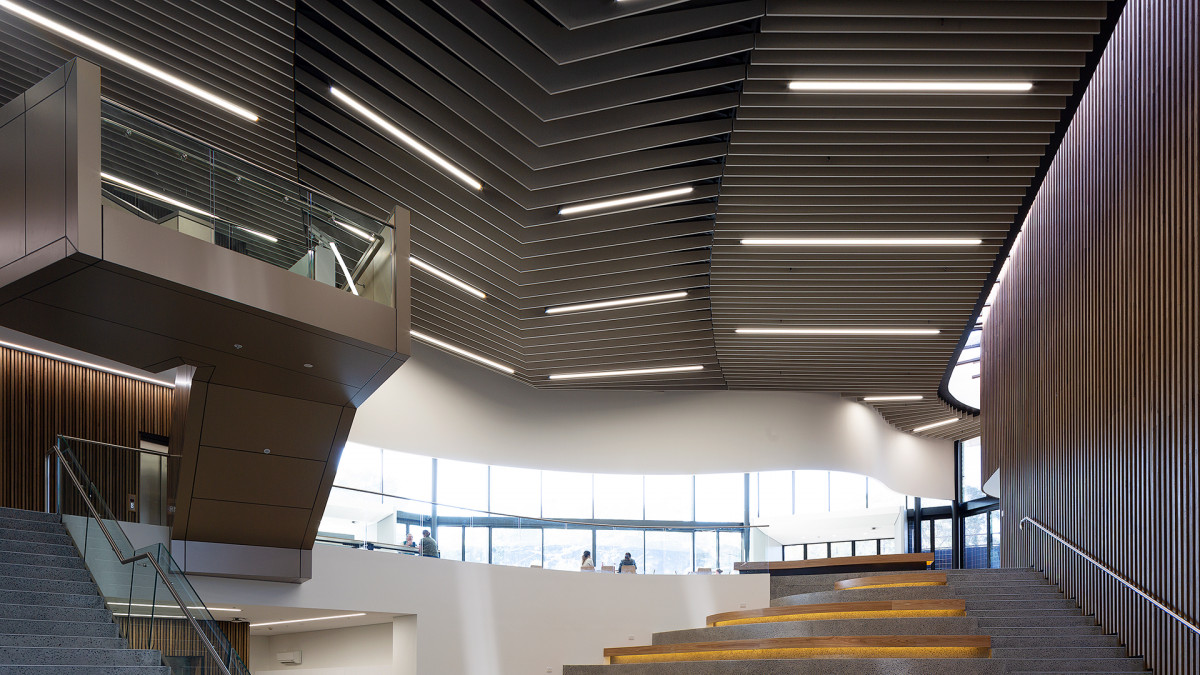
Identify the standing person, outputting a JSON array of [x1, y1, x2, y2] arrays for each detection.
[[419, 529, 439, 558], [581, 550, 595, 570], [617, 552, 637, 574]]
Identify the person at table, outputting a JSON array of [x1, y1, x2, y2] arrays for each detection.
[[581, 550, 595, 570], [419, 529, 440, 557], [404, 532, 415, 548], [617, 552, 637, 574]]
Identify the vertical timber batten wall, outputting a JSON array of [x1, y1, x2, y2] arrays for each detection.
[[981, 0, 1199, 672]]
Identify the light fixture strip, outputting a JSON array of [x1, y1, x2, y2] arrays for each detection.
[[330, 87, 482, 191], [235, 225, 278, 244], [108, 602, 241, 612], [409, 257, 487, 300], [0, 339, 173, 388], [334, 219, 375, 242], [788, 80, 1033, 92], [328, 241, 359, 296], [913, 418, 959, 433], [736, 328, 940, 336], [101, 173, 214, 218], [740, 238, 982, 246], [249, 613, 367, 628], [410, 330, 514, 374], [0, 0, 257, 121], [549, 365, 704, 381], [558, 186, 694, 216], [545, 291, 688, 315], [862, 395, 925, 402]]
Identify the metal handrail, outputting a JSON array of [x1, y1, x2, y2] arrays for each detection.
[[1020, 516, 1200, 637], [47, 440, 238, 675]]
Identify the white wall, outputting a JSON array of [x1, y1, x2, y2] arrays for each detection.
[[249, 623, 393, 675], [190, 545, 767, 675], [352, 343, 956, 498]]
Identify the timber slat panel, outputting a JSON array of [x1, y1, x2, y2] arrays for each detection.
[[836, 573, 948, 590], [707, 599, 967, 626]]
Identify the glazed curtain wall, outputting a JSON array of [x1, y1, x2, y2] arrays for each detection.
[[981, 0, 1198, 672]]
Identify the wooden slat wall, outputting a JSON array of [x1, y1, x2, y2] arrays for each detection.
[[117, 617, 249, 674], [981, 0, 1199, 672], [0, 345, 172, 514]]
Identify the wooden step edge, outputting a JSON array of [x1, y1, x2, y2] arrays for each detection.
[[706, 598, 967, 626], [835, 572, 948, 590], [604, 635, 992, 663]]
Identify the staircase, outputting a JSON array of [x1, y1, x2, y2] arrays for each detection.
[[0, 506, 169, 674], [565, 567, 1149, 673]]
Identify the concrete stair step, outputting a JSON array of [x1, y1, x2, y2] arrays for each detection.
[[653, 617, 980, 645], [966, 599, 1080, 611], [1000, 659, 1147, 672], [0, 646, 160, 666], [0, 619, 120, 638], [0, 666, 170, 674], [0, 589, 105, 609], [0, 527, 74, 546], [969, 608, 1088, 618], [0, 550, 85, 570], [0, 601, 112, 623], [987, 626, 1109, 636], [993, 635, 1124, 648], [994, 647, 1131, 659], [0, 634, 128, 649], [0, 574, 97, 595], [0, 508, 61, 524], [0, 516, 66, 535], [0, 562, 91, 583], [950, 584, 1060, 594], [772, 586, 954, 606], [564, 658, 1007, 674], [0, 537, 78, 558]]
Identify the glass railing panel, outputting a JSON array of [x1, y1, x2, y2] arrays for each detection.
[[98, 99, 393, 306]]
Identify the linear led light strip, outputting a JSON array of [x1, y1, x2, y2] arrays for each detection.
[[913, 418, 959, 433], [862, 395, 924, 402], [741, 238, 982, 246], [334, 219, 375, 242], [409, 257, 486, 300], [549, 365, 703, 381], [101, 173, 214, 218], [236, 225, 277, 244], [546, 291, 687, 315], [0, 0, 257, 121], [736, 328, 940, 336], [410, 330, 514, 374], [328, 241, 359, 296], [789, 81, 1033, 92], [559, 186, 694, 216], [108, 602, 240, 612], [0, 339, 173, 387], [250, 613, 366, 628], [330, 87, 482, 191]]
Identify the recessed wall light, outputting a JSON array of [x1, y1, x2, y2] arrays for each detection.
[[410, 330, 514, 374], [0, 0, 258, 121], [409, 257, 487, 300], [328, 241, 359, 296], [736, 328, 940, 336], [545, 291, 687, 315], [913, 418, 959, 433], [101, 173, 214, 218], [788, 81, 1033, 92], [558, 186, 694, 216], [235, 225, 278, 244], [330, 87, 482, 191], [549, 365, 703, 380], [740, 238, 982, 246], [863, 395, 925, 402], [0, 339, 173, 388], [249, 613, 367, 628]]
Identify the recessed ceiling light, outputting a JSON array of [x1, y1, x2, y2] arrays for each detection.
[[863, 395, 925, 402], [250, 613, 367, 628], [330, 87, 482, 191], [0, 339, 173, 388], [545, 291, 688, 315], [0, 0, 258, 121], [740, 238, 982, 246], [736, 328, 940, 336], [328, 241, 359, 296], [558, 186, 694, 216], [913, 418, 959, 433], [549, 365, 703, 380], [101, 173, 214, 218], [236, 225, 278, 244], [410, 330, 514, 374], [334, 219, 375, 242], [788, 81, 1033, 92], [409, 257, 486, 300]]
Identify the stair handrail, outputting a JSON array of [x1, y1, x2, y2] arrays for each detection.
[[47, 438, 238, 675], [1019, 516, 1200, 637]]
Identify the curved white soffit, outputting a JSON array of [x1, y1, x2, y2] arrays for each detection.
[[351, 342, 955, 499]]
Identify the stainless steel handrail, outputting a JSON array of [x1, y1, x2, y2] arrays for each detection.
[[55, 435, 166, 456], [1020, 516, 1200, 637], [47, 441, 238, 675]]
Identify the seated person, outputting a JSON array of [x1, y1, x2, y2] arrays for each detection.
[[581, 550, 595, 570], [617, 552, 637, 574]]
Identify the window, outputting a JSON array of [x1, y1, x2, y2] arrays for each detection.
[[718, 531, 743, 571], [645, 475, 693, 521], [830, 541, 852, 558], [542, 470, 592, 519], [490, 465, 540, 518], [961, 437, 985, 501], [594, 474, 643, 520], [854, 539, 878, 556], [757, 471, 793, 518], [543, 528, 592, 571], [829, 472, 867, 511], [783, 545, 805, 561], [596, 529, 644, 571], [337, 443, 382, 492], [880, 538, 897, 555], [964, 513, 988, 568], [646, 531, 693, 574], [695, 473, 744, 522], [437, 459, 488, 517], [383, 450, 432, 515], [806, 543, 828, 559], [694, 531, 717, 570], [464, 527, 489, 563], [989, 510, 1001, 568], [867, 477, 905, 511], [438, 526, 462, 561], [795, 471, 829, 514], [492, 528, 541, 567]]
